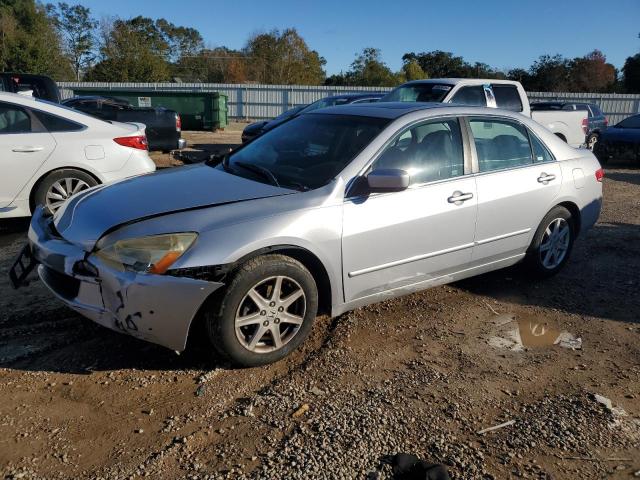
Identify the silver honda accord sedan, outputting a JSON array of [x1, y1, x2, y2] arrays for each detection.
[[11, 103, 603, 366]]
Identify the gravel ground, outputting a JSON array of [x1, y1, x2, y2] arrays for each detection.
[[0, 131, 638, 479]]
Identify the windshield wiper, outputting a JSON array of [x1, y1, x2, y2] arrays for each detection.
[[233, 161, 280, 187]]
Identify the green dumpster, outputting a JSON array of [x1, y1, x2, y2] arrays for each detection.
[[70, 89, 228, 131]]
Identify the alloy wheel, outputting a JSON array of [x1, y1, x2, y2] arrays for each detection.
[[539, 218, 571, 269], [587, 135, 598, 150], [45, 177, 91, 213], [235, 275, 306, 353]]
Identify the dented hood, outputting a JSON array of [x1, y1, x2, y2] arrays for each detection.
[[54, 163, 293, 250]]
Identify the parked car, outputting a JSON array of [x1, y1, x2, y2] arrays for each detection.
[[531, 102, 608, 150], [11, 103, 603, 367], [241, 92, 384, 143], [0, 91, 156, 218], [593, 114, 640, 164], [62, 96, 186, 152], [381, 79, 588, 147], [0, 73, 60, 102]]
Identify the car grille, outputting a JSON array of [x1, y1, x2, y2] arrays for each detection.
[[41, 266, 80, 300]]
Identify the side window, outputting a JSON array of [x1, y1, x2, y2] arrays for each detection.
[[32, 110, 84, 132], [372, 118, 464, 184], [529, 132, 554, 163], [492, 85, 523, 112], [469, 118, 533, 172], [0, 103, 32, 134], [450, 86, 486, 107]]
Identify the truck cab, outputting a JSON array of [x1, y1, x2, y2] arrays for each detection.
[[381, 79, 587, 148]]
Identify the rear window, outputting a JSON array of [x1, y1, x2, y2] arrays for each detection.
[[590, 105, 604, 116], [33, 110, 84, 132], [381, 83, 452, 103], [492, 85, 523, 112], [450, 86, 486, 107]]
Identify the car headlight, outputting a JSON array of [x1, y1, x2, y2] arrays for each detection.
[[96, 233, 197, 274]]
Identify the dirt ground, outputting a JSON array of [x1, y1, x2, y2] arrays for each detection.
[[0, 127, 639, 479]]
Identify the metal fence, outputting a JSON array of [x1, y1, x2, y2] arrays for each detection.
[[58, 82, 640, 124]]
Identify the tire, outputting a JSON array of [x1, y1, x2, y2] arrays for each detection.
[[204, 254, 318, 367], [525, 206, 575, 278], [33, 169, 98, 215], [586, 133, 599, 151]]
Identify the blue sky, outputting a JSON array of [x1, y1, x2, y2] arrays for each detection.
[[79, 0, 640, 75]]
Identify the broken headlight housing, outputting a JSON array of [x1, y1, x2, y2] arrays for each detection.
[[96, 233, 198, 274]]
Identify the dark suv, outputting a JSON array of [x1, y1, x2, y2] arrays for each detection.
[[531, 102, 608, 149]]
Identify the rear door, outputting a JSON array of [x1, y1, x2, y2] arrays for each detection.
[[0, 101, 56, 207], [467, 116, 562, 263]]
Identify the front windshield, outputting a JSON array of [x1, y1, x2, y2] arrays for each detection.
[[381, 84, 452, 103], [221, 114, 389, 190]]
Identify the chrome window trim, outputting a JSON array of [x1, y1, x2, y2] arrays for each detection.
[[465, 115, 557, 175], [345, 114, 473, 199], [31, 107, 87, 133]]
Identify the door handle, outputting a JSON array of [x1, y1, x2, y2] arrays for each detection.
[[537, 173, 556, 184], [448, 191, 474, 205], [12, 146, 44, 153]]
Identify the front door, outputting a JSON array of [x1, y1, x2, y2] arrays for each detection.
[[341, 117, 478, 302], [0, 101, 56, 207]]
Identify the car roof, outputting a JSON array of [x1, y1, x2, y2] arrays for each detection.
[[308, 101, 501, 119], [323, 92, 385, 101], [399, 78, 521, 87]]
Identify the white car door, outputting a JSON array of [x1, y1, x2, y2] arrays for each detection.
[[0, 101, 56, 207], [467, 116, 562, 263], [342, 117, 477, 302]]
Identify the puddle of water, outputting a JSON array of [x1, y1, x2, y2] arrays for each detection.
[[488, 313, 582, 351]]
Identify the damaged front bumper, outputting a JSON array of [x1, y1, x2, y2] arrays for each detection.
[[26, 207, 224, 352]]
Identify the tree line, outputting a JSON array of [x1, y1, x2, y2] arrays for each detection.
[[1, 0, 639, 93]]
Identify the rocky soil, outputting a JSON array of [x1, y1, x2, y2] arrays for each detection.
[[1, 133, 638, 479]]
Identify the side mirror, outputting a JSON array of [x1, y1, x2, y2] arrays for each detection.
[[366, 168, 410, 192]]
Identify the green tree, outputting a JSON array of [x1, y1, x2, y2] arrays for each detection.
[[245, 28, 325, 84], [402, 59, 427, 81], [622, 53, 640, 93], [527, 54, 573, 91], [86, 18, 169, 81], [345, 47, 400, 87], [47, 2, 97, 80], [0, 0, 72, 79], [402, 50, 467, 78]]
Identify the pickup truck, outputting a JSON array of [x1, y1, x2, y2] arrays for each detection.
[[0, 73, 60, 102], [62, 96, 186, 152], [381, 79, 588, 148]]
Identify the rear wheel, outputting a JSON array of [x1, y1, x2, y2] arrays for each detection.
[[586, 133, 599, 150], [525, 206, 575, 278], [204, 255, 318, 367], [33, 169, 98, 215]]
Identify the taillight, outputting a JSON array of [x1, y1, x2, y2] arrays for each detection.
[[604, 117, 608, 127], [581, 118, 588, 135], [595, 168, 604, 182], [114, 135, 148, 150], [175, 114, 182, 132]]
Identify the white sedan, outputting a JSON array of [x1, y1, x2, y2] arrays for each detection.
[[0, 92, 156, 218]]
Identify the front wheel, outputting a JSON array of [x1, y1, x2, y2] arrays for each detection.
[[525, 206, 575, 278], [205, 255, 318, 367]]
